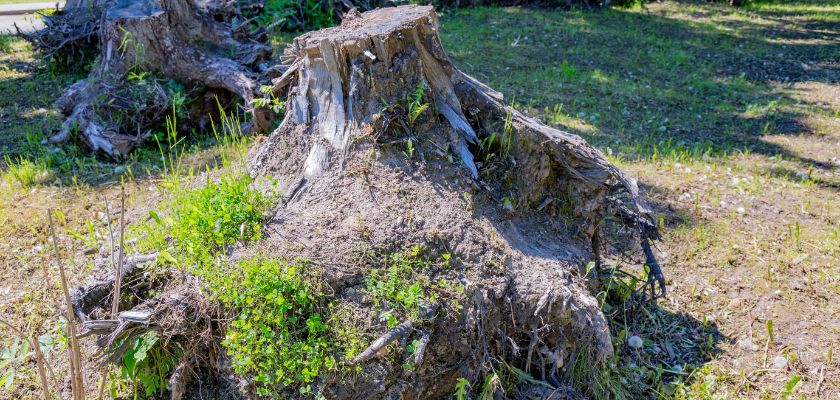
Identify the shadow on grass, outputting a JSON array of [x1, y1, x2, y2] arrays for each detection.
[[0, 44, 240, 189], [592, 295, 730, 398], [439, 2, 839, 177]]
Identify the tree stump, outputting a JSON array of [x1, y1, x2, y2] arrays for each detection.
[[248, 5, 662, 398], [45, 0, 271, 157]]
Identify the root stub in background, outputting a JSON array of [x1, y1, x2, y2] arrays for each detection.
[[41, 0, 271, 158], [246, 5, 663, 398]]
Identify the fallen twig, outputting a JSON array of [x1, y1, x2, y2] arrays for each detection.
[[413, 331, 431, 367], [348, 320, 414, 365]]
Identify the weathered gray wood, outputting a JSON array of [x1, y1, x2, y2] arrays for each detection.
[[42, 0, 271, 157]]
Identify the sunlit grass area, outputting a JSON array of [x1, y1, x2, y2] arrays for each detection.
[[440, 2, 839, 397], [0, 0, 837, 398]]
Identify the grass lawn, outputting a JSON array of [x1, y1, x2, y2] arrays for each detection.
[[440, 0, 839, 397], [0, 0, 838, 398]]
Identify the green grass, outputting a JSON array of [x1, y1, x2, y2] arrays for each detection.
[[440, 3, 839, 162], [0, 1, 838, 399], [439, 2, 839, 398]]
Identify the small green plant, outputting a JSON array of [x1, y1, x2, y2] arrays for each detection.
[[0, 34, 12, 54], [500, 104, 514, 158], [404, 138, 415, 159], [67, 217, 99, 249], [2, 156, 50, 188], [166, 81, 188, 118], [206, 257, 335, 393], [365, 250, 436, 323], [453, 377, 470, 400], [115, 332, 179, 399], [364, 246, 461, 325], [0, 337, 28, 391], [139, 173, 273, 266], [249, 0, 334, 32], [778, 374, 801, 400], [560, 59, 577, 80], [478, 372, 501, 400], [118, 27, 145, 70], [0, 320, 65, 393], [407, 81, 430, 126], [787, 222, 801, 247], [253, 85, 286, 114]]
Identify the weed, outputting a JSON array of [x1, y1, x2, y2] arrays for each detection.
[[453, 377, 470, 400], [66, 217, 99, 249], [113, 332, 179, 398], [249, 0, 334, 32], [207, 257, 335, 393], [0, 34, 11, 54], [254, 85, 286, 114], [2, 156, 51, 188], [500, 105, 514, 158], [327, 303, 368, 361], [0, 336, 28, 391], [406, 81, 430, 126], [365, 248, 438, 323], [404, 138, 415, 159], [134, 107, 275, 266], [560, 59, 576, 80], [778, 374, 801, 399]]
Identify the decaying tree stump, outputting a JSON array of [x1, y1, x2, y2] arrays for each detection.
[[44, 0, 271, 157], [247, 5, 663, 397], [69, 5, 664, 398]]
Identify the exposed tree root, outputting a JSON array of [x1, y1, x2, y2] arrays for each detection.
[[38, 0, 271, 157]]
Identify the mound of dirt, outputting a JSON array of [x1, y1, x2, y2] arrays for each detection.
[[68, 6, 662, 398], [244, 5, 661, 397]]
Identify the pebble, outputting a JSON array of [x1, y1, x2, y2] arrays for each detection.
[[627, 335, 644, 349], [773, 356, 787, 369], [728, 297, 745, 308], [738, 337, 760, 352]]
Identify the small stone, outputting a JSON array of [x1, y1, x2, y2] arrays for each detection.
[[738, 337, 759, 352], [737, 206, 746, 214], [627, 335, 643, 349], [728, 297, 745, 309], [772, 356, 787, 369]]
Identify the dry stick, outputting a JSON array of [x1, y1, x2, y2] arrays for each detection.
[[104, 196, 117, 317], [0, 319, 51, 400], [96, 370, 109, 400], [48, 210, 85, 400], [112, 186, 126, 317]]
